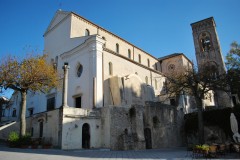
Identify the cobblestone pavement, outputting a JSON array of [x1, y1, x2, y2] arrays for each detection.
[[0, 145, 239, 160]]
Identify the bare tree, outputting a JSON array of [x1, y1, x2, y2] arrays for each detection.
[[164, 66, 229, 143], [0, 54, 59, 137]]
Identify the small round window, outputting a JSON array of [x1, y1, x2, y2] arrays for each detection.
[[77, 64, 83, 77]]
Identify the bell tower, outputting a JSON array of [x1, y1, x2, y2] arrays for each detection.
[[191, 17, 232, 108], [191, 17, 226, 74]]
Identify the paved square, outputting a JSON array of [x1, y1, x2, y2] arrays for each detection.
[[0, 145, 239, 160]]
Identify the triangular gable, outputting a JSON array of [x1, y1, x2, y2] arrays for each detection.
[[44, 10, 70, 36]]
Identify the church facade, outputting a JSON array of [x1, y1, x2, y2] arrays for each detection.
[[1, 11, 229, 150], [37, 10, 192, 149]]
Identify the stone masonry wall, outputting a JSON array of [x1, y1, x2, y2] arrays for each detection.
[[108, 102, 185, 150]]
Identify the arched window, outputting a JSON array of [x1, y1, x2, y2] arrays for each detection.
[[116, 43, 119, 53], [145, 76, 148, 84], [128, 49, 131, 59], [155, 63, 158, 70], [155, 79, 158, 89], [12, 109, 16, 117], [138, 54, 141, 63], [77, 64, 83, 77], [199, 32, 211, 52], [109, 62, 113, 75], [85, 29, 90, 36], [102, 37, 106, 47], [147, 59, 150, 67]]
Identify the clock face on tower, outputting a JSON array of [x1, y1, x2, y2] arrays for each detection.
[[199, 32, 212, 52]]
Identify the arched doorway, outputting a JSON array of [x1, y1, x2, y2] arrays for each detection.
[[144, 128, 152, 149], [82, 123, 90, 149]]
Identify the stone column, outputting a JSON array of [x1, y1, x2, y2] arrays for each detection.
[[62, 62, 70, 107]]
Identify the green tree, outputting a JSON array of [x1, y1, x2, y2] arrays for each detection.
[[226, 41, 240, 102], [0, 54, 59, 137], [165, 66, 229, 144], [226, 41, 240, 69]]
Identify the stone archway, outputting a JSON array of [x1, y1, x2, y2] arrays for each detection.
[[144, 128, 152, 149], [82, 123, 90, 149]]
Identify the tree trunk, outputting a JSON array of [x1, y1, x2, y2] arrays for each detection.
[[20, 90, 27, 137], [196, 97, 204, 144]]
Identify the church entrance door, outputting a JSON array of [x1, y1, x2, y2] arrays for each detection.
[[82, 123, 90, 149], [144, 128, 152, 149]]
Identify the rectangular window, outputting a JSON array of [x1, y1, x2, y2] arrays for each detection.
[[170, 99, 176, 106], [2, 109, 5, 117], [31, 127, 34, 137], [47, 97, 55, 111], [184, 97, 188, 105], [28, 108, 33, 116], [12, 109, 16, 117], [75, 96, 82, 108]]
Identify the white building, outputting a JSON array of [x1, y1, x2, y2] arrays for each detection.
[[1, 10, 216, 150]]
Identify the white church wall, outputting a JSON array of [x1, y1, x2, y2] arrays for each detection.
[[103, 50, 165, 106], [61, 107, 101, 149], [70, 14, 98, 38], [59, 35, 104, 109], [69, 12, 159, 71]]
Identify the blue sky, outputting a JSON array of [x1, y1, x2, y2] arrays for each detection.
[[0, 0, 240, 98]]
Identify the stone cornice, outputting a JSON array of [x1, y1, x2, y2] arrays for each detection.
[[60, 35, 104, 59], [191, 17, 215, 32]]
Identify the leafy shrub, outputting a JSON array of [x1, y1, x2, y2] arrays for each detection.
[[19, 133, 31, 145], [8, 132, 32, 147], [8, 131, 19, 147], [184, 107, 235, 136]]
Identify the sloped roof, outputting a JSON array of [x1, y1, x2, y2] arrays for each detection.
[[44, 10, 71, 36], [158, 53, 193, 64], [43, 10, 160, 60], [0, 96, 9, 102], [158, 53, 182, 61]]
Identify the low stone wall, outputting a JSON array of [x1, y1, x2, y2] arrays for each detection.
[[108, 102, 185, 150], [0, 109, 61, 147], [109, 105, 145, 150], [144, 102, 185, 148]]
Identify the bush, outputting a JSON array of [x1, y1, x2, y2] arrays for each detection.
[[8, 131, 19, 147], [19, 133, 31, 146], [8, 132, 32, 147], [184, 107, 234, 136]]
